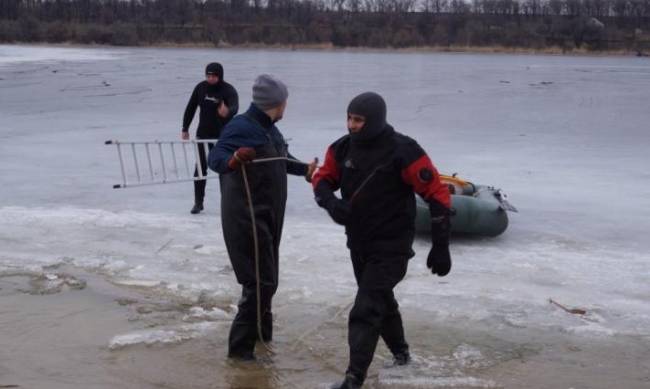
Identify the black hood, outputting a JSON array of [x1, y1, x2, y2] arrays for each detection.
[[347, 92, 389, 144], [205, 62, 224, 80]]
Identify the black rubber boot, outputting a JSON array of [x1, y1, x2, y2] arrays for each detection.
[[259, 310, 273, 342], [190, 203, 204, 214], [330, 373, 363, 389], [393, 350, 411, 366], [227, 351, 255, 361]]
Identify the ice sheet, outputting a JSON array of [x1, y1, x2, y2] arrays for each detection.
[[1, 45, 649, 343]]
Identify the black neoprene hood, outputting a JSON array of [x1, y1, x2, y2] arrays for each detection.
[[347, 92, 388, 144], [205, 62, 224, 80]]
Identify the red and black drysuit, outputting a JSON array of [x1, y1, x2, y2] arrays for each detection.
[[312, 92, 451, 389]]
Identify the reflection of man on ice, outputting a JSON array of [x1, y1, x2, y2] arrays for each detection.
[[312, 92, 452, 388], [208, 74, 316, 360]]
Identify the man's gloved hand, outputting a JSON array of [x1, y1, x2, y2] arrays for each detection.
[[427, 237, 451, 276], [227, 147, 256, 170], [324, 198, 351, 226], [305, 157, 318, 183], [314, 180, 351, 226], [314, 178, 351, 226], [427, 200, 452, 277]]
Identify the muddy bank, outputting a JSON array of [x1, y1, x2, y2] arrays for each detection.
[[1, 267, 649, 389], [0, 270, 138, 389]]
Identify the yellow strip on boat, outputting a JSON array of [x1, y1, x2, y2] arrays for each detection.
[[441, 174, 469, 186]]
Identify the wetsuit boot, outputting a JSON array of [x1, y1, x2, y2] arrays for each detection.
[[190, 202, 204, 214], [330, 373, 363, 389], [393, 350, 411, 366], [191, 154, 208, 214], [191, 184, 204, 214]]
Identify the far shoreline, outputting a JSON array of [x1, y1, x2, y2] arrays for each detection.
[[2, 40, 648, 58]]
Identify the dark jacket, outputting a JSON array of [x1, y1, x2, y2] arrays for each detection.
[[313, 127, 450, 255], [182, 80, 239, 139], [207, 104, 307, 176]]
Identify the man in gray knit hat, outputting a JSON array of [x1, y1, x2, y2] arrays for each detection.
[[251, 73, 289, 112], [208, 74, 317, 360]]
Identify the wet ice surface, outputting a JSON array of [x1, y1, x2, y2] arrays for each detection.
[[1, 44, 650, 387]]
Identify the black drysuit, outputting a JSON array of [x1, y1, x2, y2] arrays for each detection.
[[312, 93, 450, 385]]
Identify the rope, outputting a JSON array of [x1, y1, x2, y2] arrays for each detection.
[[239, 155, 306, 353], [291, 300, 353, 350], [240, 154, 312, 354], [251, 156, 306, 165], [289, 300, 354, 376], [225, 155, 352, 386], [239, 155, 310, 353], [239, 155, 316, 389], [240, 163, 273, 353]]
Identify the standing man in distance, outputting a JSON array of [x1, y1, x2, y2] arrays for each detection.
[[182, 62, 239, 214], [208, 74, 317, 360], [311, 92, 452, 389]]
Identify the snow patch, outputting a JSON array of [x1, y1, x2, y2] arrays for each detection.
[[182, 307, 231, 322], [112, 279, 162, 288], [0, 45, 120, 65], [108, 322, 219, 350], [378, 376, 499, 388], [378, 347, 498, 388], [0, 206, 197, 230]]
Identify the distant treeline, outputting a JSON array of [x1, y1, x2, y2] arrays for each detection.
[[1, 0, 649, 52]]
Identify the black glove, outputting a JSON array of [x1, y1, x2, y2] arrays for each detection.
[[315, 180, 351, 226], [324, 198, 351, 225], [427, 237, 451, 276], [427, 200, 452, 277]]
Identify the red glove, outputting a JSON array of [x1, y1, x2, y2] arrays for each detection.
[[228, 147, 256, 170]]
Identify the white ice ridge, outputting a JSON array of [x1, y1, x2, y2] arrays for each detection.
[[0, 206, 198, 230], [377, 346, 498, 388], [182, 306, 232, 322], [378, 376, 499, 388], [3, 203, 650, 339], [112, 279, 162, 288], [452, 344, 489, 369], [0, 44, 121, 65], [108, 322, 220, 350]]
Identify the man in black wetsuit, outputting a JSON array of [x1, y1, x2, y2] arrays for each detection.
[[181, 62, 239, 214]]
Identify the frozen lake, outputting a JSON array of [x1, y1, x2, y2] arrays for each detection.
[[1, 44, 649, 388]]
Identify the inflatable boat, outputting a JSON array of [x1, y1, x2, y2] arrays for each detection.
[[415, 175, 517, 237]]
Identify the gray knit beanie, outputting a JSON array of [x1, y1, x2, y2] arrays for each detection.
[[252, 74, 288, 111]]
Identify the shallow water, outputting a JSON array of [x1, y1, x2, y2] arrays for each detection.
[[2, 270, 647, 388], [1, 44, 649, 388]]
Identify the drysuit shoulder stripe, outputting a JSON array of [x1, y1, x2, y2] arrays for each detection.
[[312, 146, 340, 190], [401, 155, 451, 208]]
